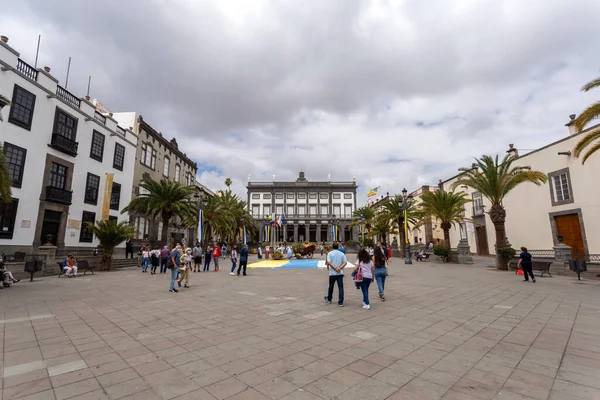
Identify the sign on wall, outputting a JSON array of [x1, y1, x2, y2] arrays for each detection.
[[20, 220, 31, 228], [67, 219, 81, 229]]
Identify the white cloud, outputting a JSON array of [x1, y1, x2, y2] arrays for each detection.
[[2, 0, 599, 202]]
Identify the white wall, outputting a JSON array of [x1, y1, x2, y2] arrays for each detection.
[[0, 43, 137, 249]]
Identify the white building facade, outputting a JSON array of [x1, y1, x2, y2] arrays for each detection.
[[441, 119, 600, 258], [247, 172, 358, 243], [0, 37, 137, 254]]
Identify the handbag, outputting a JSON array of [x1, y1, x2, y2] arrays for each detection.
[[353, 264, 363, 283]]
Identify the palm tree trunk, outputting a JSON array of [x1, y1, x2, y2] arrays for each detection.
[[489, 203, 508, 270], [101, 253, 113, 271], [161, 216, 170, 247], [443, 229, 451, 249]]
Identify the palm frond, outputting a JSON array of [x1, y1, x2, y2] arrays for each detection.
[[0, 145, 12, 203], [581, 141, 600, 164], [573, 102, 600, 132], [581, 76, 600, 92], [573, 129, 600, 159], [87, 220, 135, 254]]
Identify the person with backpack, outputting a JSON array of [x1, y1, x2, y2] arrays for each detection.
[[212, 243, 221, 271], [192, 243, 203, 272], [169, 244, 182, 293], [237, 244, 249, 276], [354, 248, 374, 310], [150, 247, 160, 275], [203, 245, 212, 272]]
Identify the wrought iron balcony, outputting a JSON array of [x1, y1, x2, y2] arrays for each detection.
[[56, 85, 81, 108], [45, 186, 73, 205], [17, 59, 38, 81], [94, 111, 106, 124], [51, 133, 78, 156]]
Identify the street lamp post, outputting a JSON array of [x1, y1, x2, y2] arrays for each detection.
[[242, 215, 246, 245], [194, 189, 209, 244], [398, 188, 414, 265], [360, 217, 365, 246]]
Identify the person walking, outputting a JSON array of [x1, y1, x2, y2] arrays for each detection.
[[192, 243, 203, 272], [203, 245, 212, 272], [373, 246, 388, 301], [212, 243, 221, 271], [160, 246, 170, 273], [150, 247, 160, 274], [141, 248, 150, 273], [265, 245, 270, 260], [169, 244, 182, 293], [354, 249, 374, 310], [178, 248, 192, 288], [324, 243, 347, 307], [257, 245, 263, 259], [221, 244, 227, 260], [126, 238, 134, 259], [518, 247, 536, 283], [237, 244, 249, 276], [229, 246, 238, 275]]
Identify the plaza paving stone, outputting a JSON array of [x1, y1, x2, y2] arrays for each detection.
[[1, 256, 600, 399]]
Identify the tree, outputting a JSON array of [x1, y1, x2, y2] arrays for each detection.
[[86, 220, 135, 271], [0, 145, 11, 203], [351, 206, 375, 237], [370, 214, 398, 243], [381, 195, 420, 249], [452, 154, 547, 270], [122, 178, 198, 246], [224, 178, 232, 192], [573, 76, 600, 164], [418, 190, 471, 249]]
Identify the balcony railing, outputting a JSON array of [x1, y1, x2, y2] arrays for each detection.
[[116, 126, 126, 136], [94, 111, 106, 124], [472, 206, 485, 216], [51, 133, 78, 156], [17, 59, 38, 81], [56, 85, 81, 108], [251, 214, 353, 220], [45, 186, 73, 205]]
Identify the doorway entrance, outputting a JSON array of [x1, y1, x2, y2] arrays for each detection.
[[309, 225, 317, 242], [298, 225, 306, 242], [40, 210, 61, 245], [555, 214, 585, 255], [475, 226, 489, 256]]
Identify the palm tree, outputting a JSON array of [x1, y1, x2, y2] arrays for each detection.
[[351, 206, 375, 237], [86, 220, 135, 271], [370, 214, 398, 243], [382, 195, 420, 249], [418, 190, 471, 249], [224, 178, 232, 192], [573, 76, 600, 164], [122, 178, 198, 246], [453, 154, 547, 270], [0, 145, 12, 202], [201, 195, 227, 242]]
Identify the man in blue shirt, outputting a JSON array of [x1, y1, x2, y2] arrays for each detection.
[[324, 243, 347, 307], [237, 244, 249, 276], [169, 244, 182, 293]]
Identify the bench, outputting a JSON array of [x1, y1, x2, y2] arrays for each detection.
[[57, 259, 95, 277], [509, 259, 552, 277]]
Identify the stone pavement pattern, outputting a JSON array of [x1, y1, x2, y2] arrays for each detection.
[[1, 257, 600, 400]]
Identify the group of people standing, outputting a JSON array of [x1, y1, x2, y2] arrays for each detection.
[[324, 242, 389, 310]]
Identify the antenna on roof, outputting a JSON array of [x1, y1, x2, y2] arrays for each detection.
[[64, 57, 72, 88], [86, 76, 91, 98], [34, 34, 41, 68]]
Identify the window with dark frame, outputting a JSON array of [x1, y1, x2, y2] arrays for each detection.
[[252, 194, 260, 199], [0, 199, 19, 239], [297, 193, 306, 199], [163, 156, 170, 177], [263, 194, 271, 199], [8, 85, 36, 130], [275, 193, 284, 199], [90, 130, 105, 162], [49, 162, 67, 189], [175, 164, 181, 182], [549, 169, 573, 206], [53, 108, 78, 140], [333, 194, 341, 199], [3, 143, 27, 188], [110, 182, 121, 210], [344, 193, 352, 199], [113, 143, 125, 170], [108, 215, 118, 223], [309, 193, 317, 199], [79, 211, 95, 242], [320, 193, 328, 199], [84, 173, 100, 205], [287, 193, 295, 199]]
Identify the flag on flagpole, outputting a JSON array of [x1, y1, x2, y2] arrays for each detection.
[[281, 215, 286, 225], [197, 210, 203, 244], [367, 186, 380, 197]]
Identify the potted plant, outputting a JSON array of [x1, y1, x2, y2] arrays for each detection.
[[433, 245, 450, 263]]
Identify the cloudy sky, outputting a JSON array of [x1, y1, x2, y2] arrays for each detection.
[[3, 0, 599, 201]]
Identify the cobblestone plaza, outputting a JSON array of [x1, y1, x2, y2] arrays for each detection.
[[1, 257, 599, 400]]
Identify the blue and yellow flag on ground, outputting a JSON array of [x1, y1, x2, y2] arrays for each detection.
[[367, 186, 380, 197]]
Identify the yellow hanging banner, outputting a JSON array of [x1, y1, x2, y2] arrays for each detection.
[[102, 173, 115, 221]]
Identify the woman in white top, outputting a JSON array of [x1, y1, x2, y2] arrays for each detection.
[[354, 249, 374, 309], [229, 246, 238, 275], [142, 248, 150, 273]]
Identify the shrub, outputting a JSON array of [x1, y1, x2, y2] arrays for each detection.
[[272, 250, 284, 260], [292, 243, 305, 254], [497, 247, 516, 261], [295, 253, 302, 259], [433, 245, 450, 262], [361, 238, 373, 247]]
